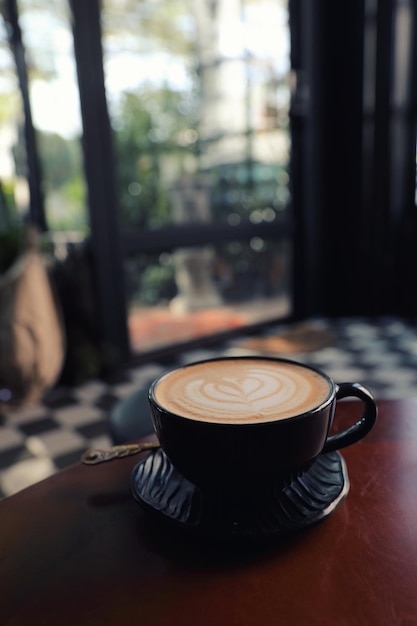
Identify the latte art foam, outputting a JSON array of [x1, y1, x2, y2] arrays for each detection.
[[154, 359, 331, 424]]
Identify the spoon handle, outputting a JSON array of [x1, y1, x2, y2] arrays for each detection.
[[81, 441, 160, 465]]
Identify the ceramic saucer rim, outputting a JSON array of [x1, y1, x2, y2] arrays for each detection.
[[130, 449, 350, 541]]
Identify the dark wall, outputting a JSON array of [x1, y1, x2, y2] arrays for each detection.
[[291, 0, 417, 319]]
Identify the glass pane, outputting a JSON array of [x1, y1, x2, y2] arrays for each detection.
[[101, 0, 292, 351], [102, 0, 291, 229], [0, 12, 24, 230], [126, 238, 292, 353], [14, 0, 87, 234]]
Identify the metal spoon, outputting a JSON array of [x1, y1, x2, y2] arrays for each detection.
[[81, 441, 160, 465]]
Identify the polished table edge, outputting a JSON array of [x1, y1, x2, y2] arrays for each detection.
[[1, 399, 417, 626]]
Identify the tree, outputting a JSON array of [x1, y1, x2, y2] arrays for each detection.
[[113, 86, 199, 228]]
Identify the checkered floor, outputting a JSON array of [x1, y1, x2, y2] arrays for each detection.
[[2, 316, 417, 499]]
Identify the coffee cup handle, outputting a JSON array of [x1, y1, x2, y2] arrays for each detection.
[[322, 383, 377, 453]]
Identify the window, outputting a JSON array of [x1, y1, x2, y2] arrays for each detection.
[[100, 0, 293, 353], [5, 0, 416, 376]]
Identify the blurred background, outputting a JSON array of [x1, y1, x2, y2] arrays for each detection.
[[0, 0, 294, 385], [1, 0, 417, 495], [1, 0, 417, 379]]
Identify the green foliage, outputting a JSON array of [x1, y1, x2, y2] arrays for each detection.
[[0, 92, 21, 125], [0, 226, 24, 274], [113, 86, 198, 228], [38, 132, 81, 191], [103, 0, 195, 58], [0, 178, 17, 228], [45, 178, 88, 233], [138, 263, 176, 306], [35, 131, 88, 233], [0, 176, 23, 273]]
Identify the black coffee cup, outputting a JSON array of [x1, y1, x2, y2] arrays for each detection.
[[148, 356, 377, 496]]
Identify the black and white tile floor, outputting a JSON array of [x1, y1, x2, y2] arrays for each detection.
[[1, 316, 417, 499]]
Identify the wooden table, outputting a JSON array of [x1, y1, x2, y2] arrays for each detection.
[[1, 399, 417, 626]]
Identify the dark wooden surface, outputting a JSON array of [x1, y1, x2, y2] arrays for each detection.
[[1, 399, 417, 625]]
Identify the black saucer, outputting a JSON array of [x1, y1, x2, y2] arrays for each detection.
[[130, 449, 349, 541]]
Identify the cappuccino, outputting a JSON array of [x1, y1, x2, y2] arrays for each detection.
[[154, 358, 331, 424]]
